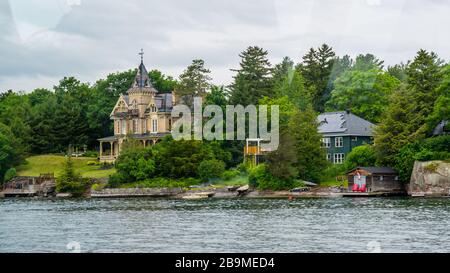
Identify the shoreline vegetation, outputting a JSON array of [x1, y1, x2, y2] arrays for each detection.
[[1, 46, 449, 197]]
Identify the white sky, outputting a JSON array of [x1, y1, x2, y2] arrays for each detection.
[[0, 0, 449, 92]]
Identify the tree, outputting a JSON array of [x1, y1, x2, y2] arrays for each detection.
[[298, 44, 336, 112], [266, 131, 298, 180], [426, 64, 450, 133], [0, 123, 24, 183], [375, 50, 445, 166], [148, 69, 178, 93], [387, 63, 408, 82], [326, 69, 400, 123], [0, 91, 32, 154], [87, 70, 136, 146], [288, 106, 327, 182], [272, 56, 295, 87], [176, 59, 212, 108], [205, 85, 228, 107], [374, 85, 416, 166], [352, 54, 384, 71], [343, 145, 376, 171], [274, 68, 311, 111], [229, 46, 273, 105], [198, 159, 225, 182], [56, 157, 89, 196]]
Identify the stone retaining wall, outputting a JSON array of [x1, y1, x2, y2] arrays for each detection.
[[91, 187, 184, 198]]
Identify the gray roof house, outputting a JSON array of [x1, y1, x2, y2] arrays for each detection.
[[317, 111, 375, 164]]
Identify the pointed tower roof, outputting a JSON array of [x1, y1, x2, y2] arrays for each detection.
[[132, 49, 153, 89]]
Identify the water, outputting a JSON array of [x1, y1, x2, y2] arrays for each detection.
[[1, 197, 449, 252]]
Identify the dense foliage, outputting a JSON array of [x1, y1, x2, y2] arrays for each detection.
[[1, 45, 448, 189], [56, 157, 90, 196]]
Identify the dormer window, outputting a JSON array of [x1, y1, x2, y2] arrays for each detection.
[[150, 104, 157, 112], [132, 100, 137, 109]]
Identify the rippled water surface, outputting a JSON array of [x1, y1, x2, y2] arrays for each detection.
[[1, 197, 450, 252]]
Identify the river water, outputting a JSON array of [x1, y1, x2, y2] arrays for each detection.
[[1, 197, 449, 252]]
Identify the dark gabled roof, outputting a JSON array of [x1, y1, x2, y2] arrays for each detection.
[[155, 93, 173, 112], [317, 111, 375, 136], [348, 167, 398, 175]]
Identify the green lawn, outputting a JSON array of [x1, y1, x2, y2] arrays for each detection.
[[16, 155, 115, 178]]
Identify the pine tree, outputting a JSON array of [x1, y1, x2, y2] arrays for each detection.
[[298, 44, 336, 112], [374, 51, 444, 166], [288, 106, 327, 182], [229, 46, 273, 105], [274, 68, 311, 111], [176, 59, 211, 108]]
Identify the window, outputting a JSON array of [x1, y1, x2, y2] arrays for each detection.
[[379, 175, 384, 181], [142, 120, 147, 133], [133, 119, 138, 133], [152, 119, 158, 132], [351, 136, 358, 141], [335, 137, 343, 147], [321, 138, 331, 148], [121, 120, 126, 135], [326, 153, 332, 161], [333, 153, 345, 164]]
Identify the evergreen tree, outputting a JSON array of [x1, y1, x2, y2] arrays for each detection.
[[288, 106, 328, 182], [387, 63, 408, 82], [352, 54, 384, 71], [374, 50, 444, 166], [176, 59, 212, 108], [272, 56, 295, 87], [274, 68, 311, 111], [229, 46, 273, 105], [266, 131, 298, 180], [298, 44, 336, 112]]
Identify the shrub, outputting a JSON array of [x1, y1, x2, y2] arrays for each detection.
[[86, 160, 98, 166], [221, 169, 240, 181], [343, 145, 376, 171], [56, 157, 90, 197], [198, 159, 225, 182], [248, 164, 298, 190], [3, 168, 16, 182], [395, 135, 450, 182], [91, 183, 105, 191], [84, 151, 99, 158]]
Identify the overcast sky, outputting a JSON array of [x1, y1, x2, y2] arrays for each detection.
[[0, 0, 449, 92]]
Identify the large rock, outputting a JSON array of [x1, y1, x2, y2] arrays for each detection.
[[408, 161, 450, 197]]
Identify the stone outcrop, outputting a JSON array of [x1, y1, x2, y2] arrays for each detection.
[[408, 161, 450, 197]]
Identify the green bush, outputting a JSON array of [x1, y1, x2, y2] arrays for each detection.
[[198, 159, 225, 182], [344, 145, 376, 171], [84, 151, 99, 158], [86, 160, 98, 166], [3, 167, 16, 182], [117, 177, 201, 188], [91, 183, 105, 191], [248, 164, 298, 190], [56, 157, 90, 197], [395, 135, 450, 182], [221, 169, 240, 181], [320, 164, 346, 180]]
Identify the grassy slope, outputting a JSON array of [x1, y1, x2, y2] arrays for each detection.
[[16, 155, 115, 178]]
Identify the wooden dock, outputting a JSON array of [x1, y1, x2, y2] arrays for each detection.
[[342, 191, 406, 197]]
